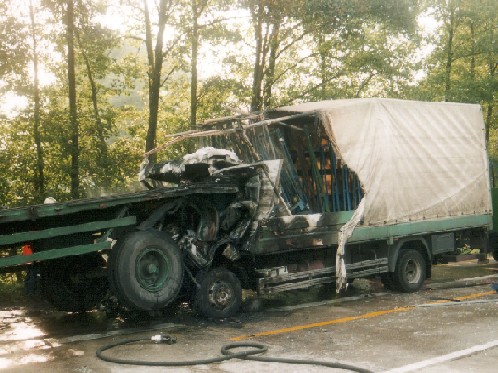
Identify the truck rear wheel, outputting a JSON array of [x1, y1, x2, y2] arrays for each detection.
[[194, 267, 242, 318], [109, 230, 183, 311], [392, 249, 426, 293], [40, 253, 107, 312]]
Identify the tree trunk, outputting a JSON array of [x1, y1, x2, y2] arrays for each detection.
[[318, 34, 328, 100], [144, 0, 154, 85], [444, 6, 455, 102], [66, 0, 79, 199], [469, 20, 475, 81], [263, 18, 280, 109], [76, 31, 109, 187], [250, 1, 264, 112], [29, 0, 44, 201], [190, 0, 199, 128], [145, 0, 168, 163], [485, 24, 496, 145], [485, 104, 493, 145]]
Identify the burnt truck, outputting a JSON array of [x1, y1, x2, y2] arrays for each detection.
[[0, 98, 492, 318]]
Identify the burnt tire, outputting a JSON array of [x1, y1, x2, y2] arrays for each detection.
[[40, 253, 107, 312], [392, 249, 426, 293], [108, 239, 124, 301], [194, 267, 242, 319], [109, 230, 183, 311]]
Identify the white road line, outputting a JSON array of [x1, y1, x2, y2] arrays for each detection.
[[417, 299, 498, 307], [383, 340, 498, 373]]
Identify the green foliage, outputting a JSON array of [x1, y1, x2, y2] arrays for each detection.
[[0, 118, 38, 207], [0, 2, 31, 93], [301, 0, 418, 36], [0, 0, 496, 207], [0, 273, 26, 305], [414, 0, 497, 148], [197, 76, 250, 121]]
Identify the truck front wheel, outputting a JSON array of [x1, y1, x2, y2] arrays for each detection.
[[194, 267, 242, 318], [110, 230, 183, 311], [392, 249, 426, 293]]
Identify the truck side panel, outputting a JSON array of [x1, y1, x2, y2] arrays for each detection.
[[252, 211, 491, 256]]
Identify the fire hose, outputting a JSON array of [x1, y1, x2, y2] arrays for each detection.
[[96, 334, 373, 372]]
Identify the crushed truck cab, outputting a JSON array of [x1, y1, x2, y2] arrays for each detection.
[[0, 98, 492, 318]]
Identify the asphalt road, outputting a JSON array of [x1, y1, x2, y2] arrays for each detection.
[[1, 259, 497, 373]]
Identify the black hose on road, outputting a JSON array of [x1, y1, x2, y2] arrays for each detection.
[[96, 336, 374, 373]]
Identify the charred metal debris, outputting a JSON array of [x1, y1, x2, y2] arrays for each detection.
[[137, 111, 363, 283]]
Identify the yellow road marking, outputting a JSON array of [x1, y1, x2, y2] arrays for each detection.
[[230, 291, 496, 341], [452, 290, 495, 301], [424, 291, 496, 305], [230, 307, 414, 341]]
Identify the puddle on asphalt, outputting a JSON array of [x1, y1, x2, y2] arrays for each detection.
[[0, 282, 375, 368], [0, 298, 188, 370], [0, 305, 53, 369], [0, 309, 109, 340]]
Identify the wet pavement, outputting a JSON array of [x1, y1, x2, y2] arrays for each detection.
[[1, 258, 497, 372]]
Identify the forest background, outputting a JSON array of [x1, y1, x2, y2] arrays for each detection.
[[0, 0, 496, 208]]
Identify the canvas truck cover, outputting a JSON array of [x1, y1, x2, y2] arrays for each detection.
[[277, 98, 491, 291], [278, 98, 492, 226]]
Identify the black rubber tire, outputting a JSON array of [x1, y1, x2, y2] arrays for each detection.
[[40, 253, 108, 312], [108, 239, 124, 301], [194, 267, 242, 319], [493, 249, 498, 262], [110, 230, 183, 311], [392, 249, 426, 293]]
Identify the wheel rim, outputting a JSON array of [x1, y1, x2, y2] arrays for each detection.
[[135, 247, 170, 292], [404, 258, 422, 284], [208, 280, 234, 310]]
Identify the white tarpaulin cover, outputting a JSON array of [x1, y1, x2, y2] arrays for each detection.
[[279, 98, 492, 226], [278, 98, 491, 291]]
